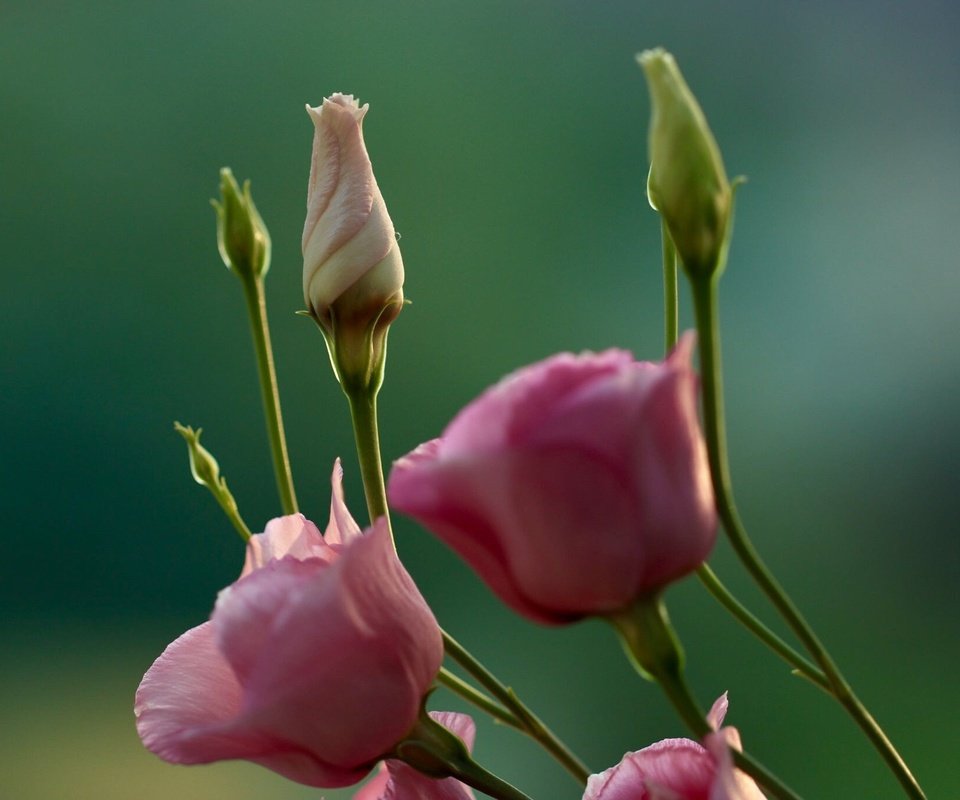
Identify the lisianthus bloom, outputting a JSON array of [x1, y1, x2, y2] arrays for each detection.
[[135, 462, 443, 788], [584, 695, 766, 800], [302, 93, 404, 391], [355, 712, 476, 800], [388, 333, 715, 624]]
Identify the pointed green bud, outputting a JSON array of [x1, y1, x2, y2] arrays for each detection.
[[174, 422, 223, 489], [212, 167, 271, 281], [638, 48, 732, 280], [174, 422, 252, 541]]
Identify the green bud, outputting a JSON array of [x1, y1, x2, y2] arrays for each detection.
[[211, 167, 271, 281], [638, 48, 732, 279], [174, 422, 223, 490]]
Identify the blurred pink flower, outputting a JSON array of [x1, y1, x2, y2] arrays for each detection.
[[584, 695, 766, 800], [388, 333, 715, 624], [135, 462, 443, 788], [355, 712, 476, 800]]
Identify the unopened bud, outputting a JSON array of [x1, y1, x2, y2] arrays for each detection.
[[638, 48, 732, 279], [302, 94, 404, 393], [212, 167, 271, 281]]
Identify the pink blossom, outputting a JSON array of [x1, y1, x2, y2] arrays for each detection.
[[355, 712, 476, 800], [583, 695, 766, 800], [135, 462, 443, 788], [388, 334, 716, 624]]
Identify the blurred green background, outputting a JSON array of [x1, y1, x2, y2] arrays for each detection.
[[2, 1, 957, 798]]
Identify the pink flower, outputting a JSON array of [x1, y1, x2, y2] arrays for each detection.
[[584, 695, 766, 800], [355, 712, 476, 800], [388, 334, 716, 624], [135, 462, 443, 788], [302, 93, 404, 388]]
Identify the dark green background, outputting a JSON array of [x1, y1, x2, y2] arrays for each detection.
[[2, 2, 957, 798]]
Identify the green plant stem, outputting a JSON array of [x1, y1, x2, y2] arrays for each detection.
[[690, 275, 925, 800], [240, 276, 298, 515], [344, 387, 393, 545], [659, 219, 824, 692], [696, 565, 828, 691], [661, 218, 679, 352], [343, 384, 590, 787], [442, 630, 591, 787], [436, 668, 523, 729]]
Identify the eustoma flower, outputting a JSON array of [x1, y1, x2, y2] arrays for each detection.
[[135, 462, 443, 788], [584, 695, 766, 800], [302, 93, 404, 391], [388, 333, 715, 624], [356, 712, 477, 800]]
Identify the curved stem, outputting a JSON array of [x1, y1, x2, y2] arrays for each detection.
[[442, 631, 591, 787], [696, 565, 829, 691], [661, 218, 679, 352], [690, 275, 925, 800], [344, 387, 393, 545], [436, 668, 523, 729], [241, 277, 298, 514]]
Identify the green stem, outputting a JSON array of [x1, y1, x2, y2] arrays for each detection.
[[436, 668, 523, 729], [696, 565, 829, 691], [662, 218, 679, 352], [240, 277, 298, 515], [344, 387, 393, 543], [442, 631, 591, 787], [611, 598, 802, 800], [690, 275, 925, 800]]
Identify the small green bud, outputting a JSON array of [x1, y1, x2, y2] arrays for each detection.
[[212, 167, 271, 281], [174, 423, 223, 490], [638, 48, 732, 279]]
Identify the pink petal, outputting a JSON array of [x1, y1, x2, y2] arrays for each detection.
[[707, 693, 729, 731], [135, 621, 254, 764], [584, 739, 714, 800], [238, 521, 443, 768], [326, 458, 363, 545], [241, 514, 331, 576]]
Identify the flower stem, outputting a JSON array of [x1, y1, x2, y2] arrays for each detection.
[[344, 386, 393, 545], [690, 275, 925, 800], [436, 668, 523, 729], [240, 276, 298, 515], [695, 565, 829, 691], [442, 630, 591, 787], [661, 218, 679, 352], [611, 597, 802, 800]]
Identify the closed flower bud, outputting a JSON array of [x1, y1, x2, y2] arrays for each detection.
[[212, 167, 271, 280], [638, 48, 732, 279], [302, 94, 404, 392]]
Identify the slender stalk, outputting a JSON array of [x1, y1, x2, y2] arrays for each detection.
[[343, 385, 591, 787], [442, 631, 591, 786], [690, 275, 925, 800], [659, 218, 823, 692], [661, 218, 679, 352], [344, 387, 394, 546], [240, 277, 298, 514], [436, 668, 523, 729], [696, 565, 829, 691]]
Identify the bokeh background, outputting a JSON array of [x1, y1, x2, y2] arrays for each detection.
[[2, 1, 957, 798]]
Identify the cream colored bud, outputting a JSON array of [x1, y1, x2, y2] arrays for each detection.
[[302, 94, 404, 391]]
